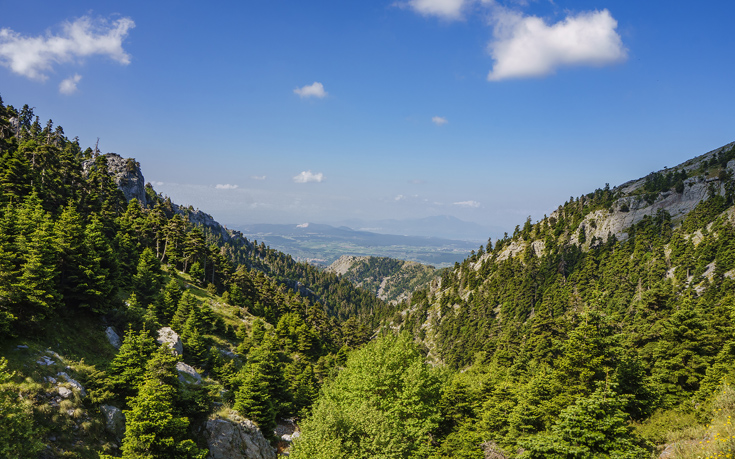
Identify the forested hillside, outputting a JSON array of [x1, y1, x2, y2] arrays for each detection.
[[326, 255, 440, 304], [0, 98, 387, 458], [3, 95, 735, 459], [345, 141, 735, 458]]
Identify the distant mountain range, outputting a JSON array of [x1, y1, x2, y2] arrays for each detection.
[[332, 215, 501, 242], [233, 221, 483, 267]]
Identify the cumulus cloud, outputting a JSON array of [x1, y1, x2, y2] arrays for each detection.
[[454, 200, 481, 208], [59, 74, 81, 94], [432, 116, 448, 126], [215, 184, 239, 190], [487, 9, 627, 81], [402, 0, 469, 20], [293, 170, 325, 183], [251, 175, 267, 181], [0, 15, 135, 81], [294, 82, 327, 98]]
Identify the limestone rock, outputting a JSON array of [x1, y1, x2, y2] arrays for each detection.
[[57, 372, 87, 397], [156, 327, 183, 355], [204, 411, 276, 459], [176, 362, 202, 385], [101, 405, 126, 441], [105, 326, 122, 349], [58, 386, 72, 398], [83, 153, 147, 205]]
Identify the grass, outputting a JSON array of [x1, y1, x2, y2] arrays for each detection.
[[636, 383, 735, 459]]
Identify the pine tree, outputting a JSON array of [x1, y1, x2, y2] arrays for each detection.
[[119, 347, 207, 459], [104, 327, 158, 405], [133, 247, 163, 305]]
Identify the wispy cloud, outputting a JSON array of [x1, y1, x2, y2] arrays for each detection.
[[294, 81, 327, 98], [59, 74, 81, 94], [487, 9, 627, 81], [454, 200, 481, 208], [251, 175, 267, 181], [215, 184, 239, 190], [432, 116, 448, 126], [293, 170, 325, 183], [400, 0, 470, 20], [0, 15, 135, 81]]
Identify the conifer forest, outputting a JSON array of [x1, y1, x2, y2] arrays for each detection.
[[2, 100, 735, 459]]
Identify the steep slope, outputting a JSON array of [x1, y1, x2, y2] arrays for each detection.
[[326, 255, 439, 304], [382, 141, 735, 458], [0, 100, 377, 458]]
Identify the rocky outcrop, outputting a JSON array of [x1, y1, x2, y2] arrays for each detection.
[[57, 372, 87, 397], [176, 362, 202, 385], [204, 411, 276, 459], [82, 153, 147, 205], [156, 327, 183, 355], [100, 405, 126, 441], [105, 326, 122, 349]]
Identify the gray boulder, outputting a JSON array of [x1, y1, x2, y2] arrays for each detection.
[[204, 411, 276, 459], [176, 362, 202, 385], [57, 372, 86, 397], [105, 327, 122, 349], [156, 327, 183, 355], [101, 405, 126, 441]]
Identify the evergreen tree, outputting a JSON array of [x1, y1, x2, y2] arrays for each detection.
[[291, 333, 441, 459], [520, 384, 648, 459], [119, 347, 207, 459], [133, 248, 163, 305]]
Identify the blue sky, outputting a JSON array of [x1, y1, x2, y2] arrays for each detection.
[[2, 0, 734, 237]]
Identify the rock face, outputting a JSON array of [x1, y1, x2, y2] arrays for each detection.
[[204, 411, 276, 459], [82, 153, 147, 205], [176, 362, 202, 385], [100, 405, 126, 441], [156, 327, 183, 355], [105, 326, 122, 349]]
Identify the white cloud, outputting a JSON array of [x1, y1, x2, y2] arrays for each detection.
[[0, 15, 135, 81], [403, 0, 470, 20], [215, 184, 239, 190], [487, 9, 627, 81], [293, 170, 325, 183], [395, 194, 406, 201], [454, 200, 481, 208], [432, 116, 448, 126], [251, 175, 267, 181], [294, 82, 327, 99], [59, 73, 81, 94]]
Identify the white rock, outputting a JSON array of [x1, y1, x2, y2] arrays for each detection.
[[56, 372, 87, 397], [156, 327, 183, 355], [100, 405, 126, 441], [176, 362, 202, 385], [58, 386, 72, 398], [105, 327, 122, 349], [204, 411, 276, 459], [37, 356, 54, 366]]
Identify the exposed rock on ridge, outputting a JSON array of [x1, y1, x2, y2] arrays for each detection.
[[204, 411, 276, 459], [83, 153, 148, 205], [486, 142, 735, 264]]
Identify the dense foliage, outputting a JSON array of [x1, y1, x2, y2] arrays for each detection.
[[0, 98, 380, 457], [391, 146, 735, 457]]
